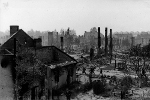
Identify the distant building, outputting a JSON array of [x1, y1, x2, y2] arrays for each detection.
[[135, 32, 150, 47], [112, 32, 133, 50], [84, 28, 104, 50]]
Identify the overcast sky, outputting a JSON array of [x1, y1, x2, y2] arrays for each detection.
[[1, 0, 150, 35]]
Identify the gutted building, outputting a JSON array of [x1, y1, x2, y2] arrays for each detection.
[[0, 26, 77, 100]]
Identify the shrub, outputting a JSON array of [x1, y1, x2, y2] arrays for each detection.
[[120, 76, 134, 98], [52, 89, 62, 96], [74, 82, 92, 93], [83, 82, 92, 93], [141, 75, 149, 87], [93, 80, 106, 95], [121, 76, 133, 89], [74, 86, 83, 94], [69, 81, 81, 90]]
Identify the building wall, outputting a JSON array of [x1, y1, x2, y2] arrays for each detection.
[[135, 38, 150, 47], [51, 64, 76, 89], [48, 32, 53, 46], [36, 47, 54, 63], [22, 65, 77, 100], [0, 56, 14, 100], [112, 33, 133, 50], [51, 69, 67, 88], [135, 33, 150, 46]]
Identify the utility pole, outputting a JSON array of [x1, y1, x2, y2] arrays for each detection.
[[14, 38, 18, 100], [115, 55, 116, 70], [33, 39, 36, 100], [47, 67, 52, 100]]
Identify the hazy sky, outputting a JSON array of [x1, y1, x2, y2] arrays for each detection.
[[1, 0, 150, 35]]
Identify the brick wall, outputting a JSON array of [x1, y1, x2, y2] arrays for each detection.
[[51, 64, 76, 89], [54, 47, 74, 62]]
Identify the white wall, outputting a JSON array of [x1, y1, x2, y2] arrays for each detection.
[[0, 56, 14, 100], [51, 69, 67, 88], [51, 65, 77, 89]]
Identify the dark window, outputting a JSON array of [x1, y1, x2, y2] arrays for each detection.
[[31, 87, 36, 100], [1, 57, 9, 68]]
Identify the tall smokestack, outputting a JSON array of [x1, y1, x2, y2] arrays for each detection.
[[10, 25, 19, 36], [109, 29, 113, 55], [48, 32, 53, 46], [60, 37, 64, 51], [109, 29, 113, 63], [105, 27, 108, 56], [98, 27, 101, 48]]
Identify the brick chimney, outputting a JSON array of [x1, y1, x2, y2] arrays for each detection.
[[56, 32, 58, 47], [39, 36, 42, 46], [48, 32, 53, 46], [10, 25, 19, 36], [60, 37, 64, 51], [34, 38, 42, 47]]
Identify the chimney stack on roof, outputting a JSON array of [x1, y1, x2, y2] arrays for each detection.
[[10, 25, 19, 36], [34, 38, 42, 48], [60, 37, 64, 51]]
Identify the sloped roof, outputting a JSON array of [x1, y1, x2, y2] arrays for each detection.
[[1, 30, 18, 48], [16, 46, 77, 69], [36, 46, 77, 63], [1, 29, 34, 49], [0, 49, 14, 56]]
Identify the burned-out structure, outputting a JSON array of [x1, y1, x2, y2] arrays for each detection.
[[0, 25, 77, 100]]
